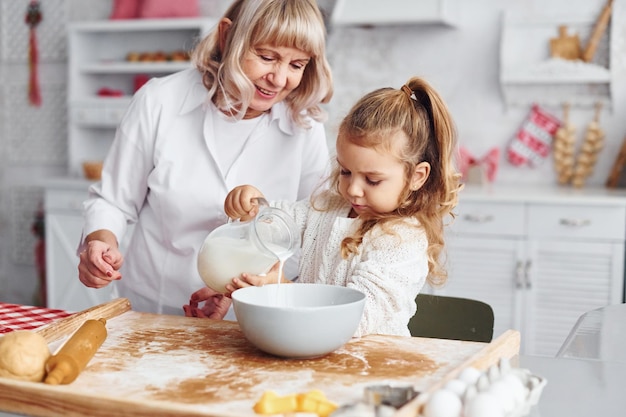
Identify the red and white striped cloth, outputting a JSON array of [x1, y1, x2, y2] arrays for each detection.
[[0, 303, 71, 334]]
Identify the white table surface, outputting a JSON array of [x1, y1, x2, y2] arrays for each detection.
[[517, 354, 626, 417], [556, 303, 626, 363]]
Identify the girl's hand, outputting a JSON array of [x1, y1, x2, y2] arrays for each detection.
[[225, 262, 290, 293], [224, 185, 265, 221], [183, 287, 232, 319]]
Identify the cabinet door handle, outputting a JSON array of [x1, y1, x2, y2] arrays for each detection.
[[560, 218, 591, 227], [515, 260, 525, 289], [464, 214, 494, 223], [524, 260, 532, 289]]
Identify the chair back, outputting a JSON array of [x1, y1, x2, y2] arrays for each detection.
[[408, 294, 494, 343]]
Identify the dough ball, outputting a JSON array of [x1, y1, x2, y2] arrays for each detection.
[[0, 331, 50, 382]]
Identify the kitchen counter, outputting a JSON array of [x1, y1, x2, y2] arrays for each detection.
[[460, 184, 626, 205]]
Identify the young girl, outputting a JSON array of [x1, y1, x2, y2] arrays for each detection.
[[222, 76, 461, 337]]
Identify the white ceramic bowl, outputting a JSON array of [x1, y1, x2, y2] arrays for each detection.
[[232, 283, 366, 359]]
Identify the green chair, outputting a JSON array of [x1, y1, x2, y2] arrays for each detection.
[[408, 294, 494, 343]]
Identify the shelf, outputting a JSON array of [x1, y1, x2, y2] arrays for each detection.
[[68, 17, 216, 32], [69, 97, 132, 128], [499, 11, 613, 109], [500, 59, 611, 84], [66, 17, 216, 177], [80, 61, 194, 74]]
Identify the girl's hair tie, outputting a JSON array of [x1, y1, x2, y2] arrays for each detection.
[[401, 84, 413, 99]]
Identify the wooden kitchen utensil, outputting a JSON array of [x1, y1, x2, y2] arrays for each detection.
[[35, 298, 130, 344], [582, 0, 613, 63], [605, 135, 626, 188], [44, 318, 108, 385], [549, 25, 581, 60]]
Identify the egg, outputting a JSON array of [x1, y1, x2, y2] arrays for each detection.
[[444, 379, 467, 397], [422, 389, 462, 417], [498, 357, 512, 375], [476, 373, 491, 392], [487, 364, 501, 382], [500, 373, 528, 407], [463, 384, 478, 403], [464, 392, 505, 417], [488, 379, 516, 414], [458, 367, 482, 385]]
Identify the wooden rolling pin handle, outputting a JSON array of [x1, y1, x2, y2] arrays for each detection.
[[582, 0, 614, 62], [44, 318, 108, 385]]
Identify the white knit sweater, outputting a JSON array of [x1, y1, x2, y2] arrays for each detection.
[[273, 196, 428, 337]]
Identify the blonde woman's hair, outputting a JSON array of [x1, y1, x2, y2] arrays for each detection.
[[318, 76, 461, 287], [192, 0, 333, 127]]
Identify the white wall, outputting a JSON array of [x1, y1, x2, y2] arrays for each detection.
[[0, 0, 623, 305]]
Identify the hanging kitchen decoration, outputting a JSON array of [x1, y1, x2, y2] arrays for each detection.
[[507, 104, 561, 167], [25, 0, 42, 107], [458, 146, 500, 185], [571, 102, 605, 188], [552, 103, 577, 185]]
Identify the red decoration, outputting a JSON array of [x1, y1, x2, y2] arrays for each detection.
[[507, 104, 561, 167], [458, 146, 500, 183], [25, 1, 42, 107]]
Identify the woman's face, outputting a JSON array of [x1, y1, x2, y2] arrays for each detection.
[[241, 44, 311, 119]]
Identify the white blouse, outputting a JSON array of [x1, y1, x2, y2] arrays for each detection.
[[82, 68, 330, 315], [273, 197, 429, 337]]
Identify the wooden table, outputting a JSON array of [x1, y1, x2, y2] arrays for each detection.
[[0, 299, 521, 417]]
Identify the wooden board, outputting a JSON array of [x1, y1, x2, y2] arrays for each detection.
[[549, 25, 581, 60], [0, 299, 520, 417]]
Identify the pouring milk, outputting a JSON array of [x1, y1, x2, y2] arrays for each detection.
[[197, 202, 300, 295]]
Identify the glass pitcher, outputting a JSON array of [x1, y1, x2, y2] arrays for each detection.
[[197, 199, 301, 293]]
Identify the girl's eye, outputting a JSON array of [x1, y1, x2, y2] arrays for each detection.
[[260, 55, 275, 62], [291, 62, 306, 70], [366, 178, 382, 186], [340, 169, 350, 176]]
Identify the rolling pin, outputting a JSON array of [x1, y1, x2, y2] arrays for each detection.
[[44, 318, 107, 385], [582, 0, 614, 62]]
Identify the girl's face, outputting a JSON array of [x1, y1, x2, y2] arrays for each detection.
[[241, 44, 311, 119], [336, 132, 429, 217]]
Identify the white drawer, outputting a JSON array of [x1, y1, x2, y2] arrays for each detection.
[[450, 202, 525, 237], [528, 203, 626, 241], [45, 189, 88, 212]]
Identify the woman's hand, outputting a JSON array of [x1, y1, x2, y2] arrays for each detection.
[[183, 287, 232, 319], [224, 185, 265, 221], [78, 230, 123, 288]]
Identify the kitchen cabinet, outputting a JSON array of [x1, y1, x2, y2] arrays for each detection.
[[67, 17, 215, 177], [435, 185, 626, 356], [44, 179, 112, 312], [44, 18, 216, 310], [330, 0, 456, 26], [44, 179, 136, 312]]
